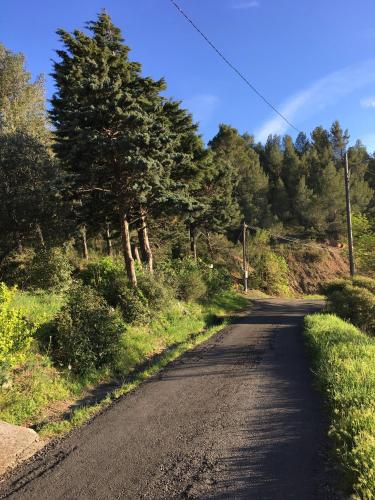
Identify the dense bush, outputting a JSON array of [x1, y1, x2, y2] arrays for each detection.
[[352, 214, 375, 276], [51, 283, 124, 374], [204, 265, 232, 298], [29, 247, 73, 292], [249, 250, 290, 296], [177, 268, 207, 302], [304, 314, 375, 497], [323, 277, 375, 336], [0, 248, 35, 288], [321, 278, 348, 295], [80, 258, 150, 323], [352, 275, 375, 294], [329, 286, 375, 336], [79, 257, 124, 304], [137, 272, 171, 311], [0, 283, 35, 382], [160, 258, 232, 302], [247, 230, 290, 295], [175, 259, 209, 302]]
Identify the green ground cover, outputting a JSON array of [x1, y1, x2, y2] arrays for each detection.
[[0, 288, 247, 436], [304, 313, 375, 499]]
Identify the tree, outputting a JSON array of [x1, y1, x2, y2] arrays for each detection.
[[0, 132, 59, 259], [50, 12, 174, 286], [294, 132, 310, 156], [168, 124, 243, 259], [209, 125, 271, 227], [312, 161, 346, 238], [155, 99, 205, 260], [293, 176, 314, 227], [329, 120, 349, 162], [0, 44, 49, 143], [306, 126, 333, 193], [0, 45, 60, 262], [280, 135, 303, 224], [348, 141, 373, 214]]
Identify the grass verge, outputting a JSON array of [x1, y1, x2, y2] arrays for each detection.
[[304, 313, 375, 499], [1, 290, 248, 437]]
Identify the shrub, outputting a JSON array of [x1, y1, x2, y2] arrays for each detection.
[[249, 250, 290, 296], [79, 257, 124, 304], [116, 284, 149, 324], [80, 258, 149, 323], [352, 275, 375, 295], [137, 272, 171, 311], [204, 266, 232, 298], [29, 247, 72, 292], [0, 248, 35, 288], [323, 277, 375, 336], [51, 284, 124, 374], [329, 285, 375, 336], [172, 258, 207, 302], [321, 278, 348, 296], [352, 213, 375, 275], [0, 283, 35, 382], [322, 276, 375, 296]]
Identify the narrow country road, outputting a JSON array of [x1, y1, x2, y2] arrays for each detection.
[[0, 299, 330, 500]]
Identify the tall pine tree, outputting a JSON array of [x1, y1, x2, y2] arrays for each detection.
[[51, 12, 174, 285]]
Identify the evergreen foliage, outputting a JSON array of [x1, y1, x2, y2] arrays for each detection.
[[0, 12, 374, 288]]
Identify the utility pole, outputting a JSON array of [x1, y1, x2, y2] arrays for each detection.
[[242, 221, 248, 292], [344, 152, 355, 277]]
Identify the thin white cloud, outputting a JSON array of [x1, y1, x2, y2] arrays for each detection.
[[232, 1, 259, 9], [360, 97, 375, 108], [255, 59, 375, 142], [183, 94, 219, 126]]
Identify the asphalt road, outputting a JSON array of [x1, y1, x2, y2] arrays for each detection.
[[0, 299, 330, 500]]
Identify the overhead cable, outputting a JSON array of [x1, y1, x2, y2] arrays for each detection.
[[169, 0, 300, 133]]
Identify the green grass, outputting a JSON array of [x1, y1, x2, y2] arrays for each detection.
[[1, 289, 247, 435], [302, 294, 326, 300], [304, 313, 375, 499], [11, 290, 64, 324]]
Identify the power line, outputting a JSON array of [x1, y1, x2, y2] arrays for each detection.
[[169, 0, 300, 134], [246, 224, 319, 247]]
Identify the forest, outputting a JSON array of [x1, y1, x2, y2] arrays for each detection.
[[0, 12, 374, 285]]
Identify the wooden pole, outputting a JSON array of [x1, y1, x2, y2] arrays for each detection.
[[344, 152, 355, 277], [242, 221, 248, 292]]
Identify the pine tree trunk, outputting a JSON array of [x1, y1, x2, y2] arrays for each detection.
[[191, 228, 198, 261], [81, 226, 89, 261], [205, 230, 214, 260], [105, 224, 112, 256], [36, 224, 45, 248], [133, 245, 142, 266], [17, 233, 23, 253], [138, 209, 153, 274], [137, 227, 147, 262], [120, 212, 137, 287]]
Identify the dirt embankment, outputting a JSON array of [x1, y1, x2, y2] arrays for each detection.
[[281, 244, 349, 295]]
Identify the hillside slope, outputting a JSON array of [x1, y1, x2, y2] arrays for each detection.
[[281, 244, 348, 295]]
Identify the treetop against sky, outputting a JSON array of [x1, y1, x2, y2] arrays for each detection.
[[1, 0, 375, 149]]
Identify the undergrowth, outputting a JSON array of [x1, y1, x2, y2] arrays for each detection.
[[0, 289, 247, 433], [304, 313, 375, 499]]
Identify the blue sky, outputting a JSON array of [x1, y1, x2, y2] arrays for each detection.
[[1, 0, 375, 150]]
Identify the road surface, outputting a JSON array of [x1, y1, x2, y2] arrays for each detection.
[[0, 299, 331, 499]]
